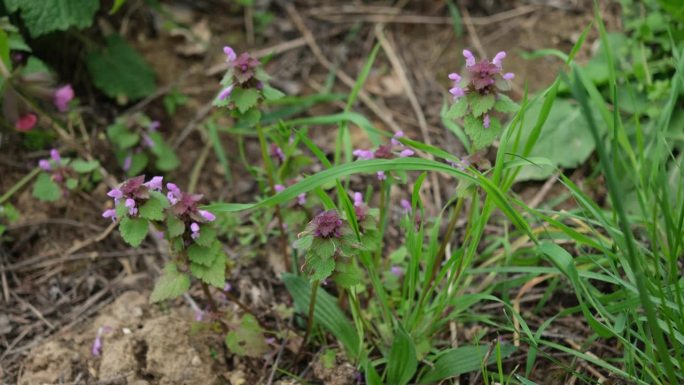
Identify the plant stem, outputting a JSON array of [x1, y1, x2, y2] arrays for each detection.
[[296, 279, 320, 358], [256, 122, 291, 272], [200, 281, 229, 334], [417, 197, 465, 309], [0, 167, 40, 205]]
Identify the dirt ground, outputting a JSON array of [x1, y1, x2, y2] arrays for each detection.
[[1, 1, 622, 384]]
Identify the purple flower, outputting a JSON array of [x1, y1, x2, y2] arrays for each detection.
[[167, 183, 182, 205], [400, 199, 411, 214], [353, 192, 363, 207], [377, 171, 386, 181], [190, 222, 200, 240], [274, 184, 285, 193], [50, 149, 61, 163], [142, 133, 155, 148], [149, 121, 160, 131], [91, 326, 110, 357], [270, 143, 285, 163], [199, 210, 216, 222], [53, 84, 74, 112], [463, 49, 476, 67], [144, 176, 163, 191], [194, 310, 205, 322], [399, 149, 414, 158], [391, 131, 405, 146], [39, 159, 51, 171], [224, 282, 232, 292], [125, 198, 137, 216], [483, 114, 491, 129], [224, 46, 237, 62], [122, 154, 132, 171], [297, 193, 306, 206], [312, 210, 344, 238], [449, 86, 465, 100], [390, 266, 404, 277], [107, 188, 123, 202], [102, 209, 117, 222], [492, 51, 506, 68], [218, 84, 234, 100], [353, 149, 375, 160], [232, 53, 260, 83], [448, 73, 462, 83], [503, 72, 515, 80]]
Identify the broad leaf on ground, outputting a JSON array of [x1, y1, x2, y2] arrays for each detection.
[[87, 34, 156, 101], [510, 97, 602, 181], [6, 0, 99, 37]]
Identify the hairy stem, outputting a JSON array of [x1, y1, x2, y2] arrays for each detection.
[[296, 279, 320, 359], [200, 281, 229, 333]]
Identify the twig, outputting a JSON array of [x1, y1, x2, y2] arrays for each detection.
[[528, 170, 561, 209], [282, 1, 403, 134], [305, 5, 539, 26], [188, 141, 212, 193], [11, 292, 55, 330], [459, 2, 487, 59]]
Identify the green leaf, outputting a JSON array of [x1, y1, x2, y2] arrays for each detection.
[[107, 123, 139, 149], [10, 0, 99, 37], [313, 238, 336, 259], [282, 274, 361, 359], [138, 196, 165, 221], [187, 242, 221, 266], [469, 94, 495, 117], [293, 235, 313, 251], [147, 131, 180, 171], [262, 85, 285, 101], [225, 314, 268, 358], [0, 30, 10, 70], [110, 0, 127, 14], [306, 254, 335, 281], [167, 215, 185, 238], [493, 94, 519, 113], [334, 262, 363, 288], [86, 34, 156, 101], [194, 225, 216, 247], [419, 344, 516, 384], [464, 114, 500, 150], [509, 98, 601, 181], [32, 173, 61, 202], [119, 217, 149, 247], [65, 178, 78, 190], [70, 159, 100, 173], [231, 88, 260, 113], [446, 97, 468, 119], [191, 251, 226, 287], [387, 327, 418, 385], [150, 263, 191, 303]]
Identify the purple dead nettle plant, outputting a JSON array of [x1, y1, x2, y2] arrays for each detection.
[[33, 148, 102, 202], [1, 54, 75, 132], [103, 176, 228, 307], [446, 49, 519, 150], [353, 131, 415, 180]]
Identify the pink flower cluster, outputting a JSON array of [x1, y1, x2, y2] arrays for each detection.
[[449, 50, 514, 100], [353, 131, 415, 180], [216, 46, 262, 102], [102, 176, 216, 243]]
